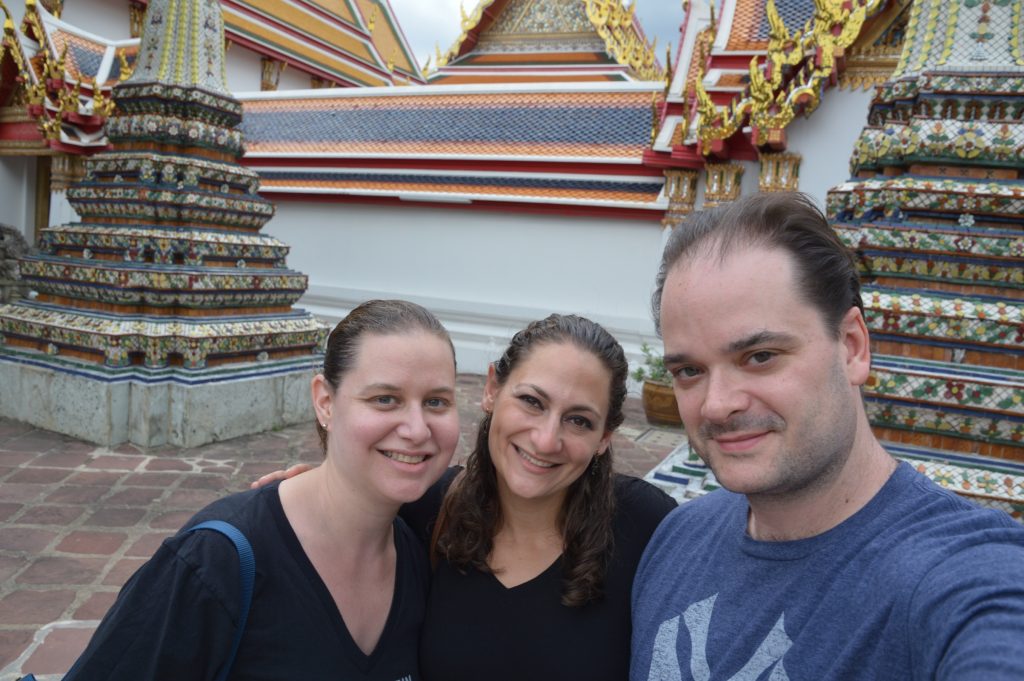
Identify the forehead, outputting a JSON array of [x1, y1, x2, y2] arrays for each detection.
[[660, 246, 817, 350], [510, 342, 611, 403], [350, 331, 454, 375]]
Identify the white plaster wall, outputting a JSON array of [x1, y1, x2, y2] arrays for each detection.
[[48, 191, 80, 226], [276, 64, 313, 91], [264, 201, 668, 374], [0, 157, 36, 240], [226, 47, 316, 92], [787, 87, 876, 205], [225, 44, 264, 93], [54, 0, 130, 39]]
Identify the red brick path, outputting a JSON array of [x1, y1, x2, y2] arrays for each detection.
[[0, 373, 682, 678]]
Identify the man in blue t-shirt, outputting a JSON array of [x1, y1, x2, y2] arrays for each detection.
[[631, 193, 1024, 681]]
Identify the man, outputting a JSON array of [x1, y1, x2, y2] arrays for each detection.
[[630, 193, 1024, 680]]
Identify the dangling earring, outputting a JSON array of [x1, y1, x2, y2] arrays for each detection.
[[590, 455, 600, 476]]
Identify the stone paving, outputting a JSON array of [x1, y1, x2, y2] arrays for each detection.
[[0, 373, 683, 679]]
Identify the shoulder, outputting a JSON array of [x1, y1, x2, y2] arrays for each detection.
[[881, 464, 1024, 554], [860, 465, 1024, 599], [399, 466, 462, 546], [613, 475, 676, 519], [610, 475, 677, 546], [165, 485, 281, 574], [642, 489, 744, 554]]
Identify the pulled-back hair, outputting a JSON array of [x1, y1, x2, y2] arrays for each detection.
[[435, 314, 628, 607], [315, 299, 454, 455], [651, 192, 862, 337]]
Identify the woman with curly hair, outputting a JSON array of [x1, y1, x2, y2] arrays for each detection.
[[403, 314, 675, 680]]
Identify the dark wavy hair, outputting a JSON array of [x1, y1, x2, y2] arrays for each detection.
[[651, 192, 863, 338], [434, 314, 628, 607], [315, 299, 454, 456]]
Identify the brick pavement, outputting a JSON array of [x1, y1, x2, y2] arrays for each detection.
[[0, 373, 682, 679]]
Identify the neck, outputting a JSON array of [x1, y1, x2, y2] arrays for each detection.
[[496, 487, 564, 544], [280, 464, 396, 557], [746, 417, 897, 542]]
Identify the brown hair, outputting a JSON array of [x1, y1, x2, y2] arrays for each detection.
[[435, 314, 628, 607], [652, 192, 863, 338], [315, 299, 454, 455]]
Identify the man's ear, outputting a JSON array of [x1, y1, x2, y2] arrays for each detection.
[[840, 306, 871, 387]]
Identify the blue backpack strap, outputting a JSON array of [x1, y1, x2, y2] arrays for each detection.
[[188, 520, 255, 681]]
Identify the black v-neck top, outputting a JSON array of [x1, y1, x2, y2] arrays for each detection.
[[401, 468, 677, 681], [66, 482, 429, 681]]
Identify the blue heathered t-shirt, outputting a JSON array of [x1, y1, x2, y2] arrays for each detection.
[[630, 462, 1024, 680]]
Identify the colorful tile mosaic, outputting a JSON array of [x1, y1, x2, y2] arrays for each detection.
[[836, 222, 1021, 260], [0, 0, 328, 372], [860, 288, 1023, 351], [824, 0, 1024, 488]]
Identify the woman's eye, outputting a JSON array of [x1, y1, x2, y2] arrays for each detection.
[[372, 395, 397, 407], [425, 397, 450, 410], [566, 415, 594, 430], [517, 394, 542, 410]]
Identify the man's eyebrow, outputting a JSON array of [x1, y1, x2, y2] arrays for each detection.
[[726, 331, 797, 354], [662, 331, 798, 367]]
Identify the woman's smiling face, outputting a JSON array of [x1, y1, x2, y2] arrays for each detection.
[[319, 331, 459, 508], [483, 341, 612, 508]]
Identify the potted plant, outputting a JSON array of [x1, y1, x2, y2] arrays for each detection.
[[631, 343, 682, 427]]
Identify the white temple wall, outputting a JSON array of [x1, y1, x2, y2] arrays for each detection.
[[48, 191, 80, 226], [787, 86, 876, 204], [55, 0, 130, 38], [0, 157, 36, 239], [276, 64, 313, 90], [225, 44, 264, 93], [264, 200, 667, 374]]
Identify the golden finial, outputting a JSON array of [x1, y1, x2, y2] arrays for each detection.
[[663, 44, 673, 95], [709, 1, 716, 32], [367, 4, 377, 33], [421, 55, 432, 78], [387, 47, 397, 73], [650, 92, 660, 146], [116, 47, 133, 82]]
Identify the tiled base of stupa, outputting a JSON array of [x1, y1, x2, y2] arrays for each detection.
[[0, 345, 317, 448], [645, 439, 1024, 523]]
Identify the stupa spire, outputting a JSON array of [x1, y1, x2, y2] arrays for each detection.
[[128, 0, 230, 94]]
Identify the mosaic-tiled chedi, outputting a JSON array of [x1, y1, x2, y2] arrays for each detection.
[[0, 0, 325, 385], [826, 0, 1024, 516]]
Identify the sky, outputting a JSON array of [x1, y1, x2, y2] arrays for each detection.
[[385, 0, 687, 74]]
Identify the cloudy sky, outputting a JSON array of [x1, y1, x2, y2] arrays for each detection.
[[386, 0, 687, 73]]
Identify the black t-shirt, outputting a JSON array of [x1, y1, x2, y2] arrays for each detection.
[[401, 468, 677, 681], [66, 482, 429, 681]]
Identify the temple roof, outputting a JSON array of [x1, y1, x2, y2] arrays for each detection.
[[428, 0, 664, 84], [648, 0, 906, 163], [0, 0, 427, 155], [239, 81, 666, 215], [215, 0, 424, 86]]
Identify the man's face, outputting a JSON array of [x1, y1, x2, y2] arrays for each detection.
[[659, 244, 864, 499]]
